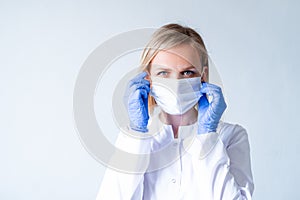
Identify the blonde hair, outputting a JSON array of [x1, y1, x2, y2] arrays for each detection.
[[139, 23, 209, 112]]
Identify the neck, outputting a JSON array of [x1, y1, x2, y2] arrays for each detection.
[[159, 108, 198, 138]]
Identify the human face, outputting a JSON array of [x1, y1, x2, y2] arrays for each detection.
[[149, 44, 205, 79]]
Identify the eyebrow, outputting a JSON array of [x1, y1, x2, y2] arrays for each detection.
[[152, 65, 196, 70], [183, 65, 197, 70], [152, 66, 170, 71]]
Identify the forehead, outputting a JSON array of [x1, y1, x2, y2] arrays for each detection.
[[150, 44, 201, 70]]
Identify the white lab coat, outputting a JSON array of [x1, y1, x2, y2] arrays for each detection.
[[96, 109, 254, 200]]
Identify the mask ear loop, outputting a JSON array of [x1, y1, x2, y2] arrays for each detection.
[[198, 67, 213, 103], [199, 68, 206, 84]]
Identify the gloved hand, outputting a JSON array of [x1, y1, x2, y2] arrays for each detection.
[[197, 83, 227, 134], [126, 71, 150, 133]]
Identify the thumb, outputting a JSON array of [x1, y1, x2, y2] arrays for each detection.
[[198, 94, 209, 109]]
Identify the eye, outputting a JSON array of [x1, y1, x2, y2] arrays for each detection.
[[182, 70, 196, 77], [157, 71, 168, 76]]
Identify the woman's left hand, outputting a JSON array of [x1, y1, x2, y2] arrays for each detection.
[[197, 83, 227, 134]]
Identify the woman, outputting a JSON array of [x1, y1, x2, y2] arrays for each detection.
[[97, 23, 254, 199]]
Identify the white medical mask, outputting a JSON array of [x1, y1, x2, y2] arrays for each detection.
[[150, 76, 202, 115]]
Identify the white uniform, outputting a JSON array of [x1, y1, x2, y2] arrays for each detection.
[[96, 110, 254, 200]]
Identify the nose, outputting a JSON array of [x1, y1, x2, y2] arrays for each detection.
[[169, 72, 183, 79]]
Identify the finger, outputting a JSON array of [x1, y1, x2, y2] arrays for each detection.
[[131, 82, 150, 93], [198, 95, 209, 108], [140, 89, 149, 100], [200, 83, 226, 106], [200, 82, 222, 94], [201, 83, 223, 99], [133, 71, 148, 81], [129, 77, 150, 87], [131, 87, 149, 101]]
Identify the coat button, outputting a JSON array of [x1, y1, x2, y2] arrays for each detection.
[[171, 178, 176, 183]]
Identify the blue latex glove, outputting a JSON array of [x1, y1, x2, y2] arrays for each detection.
[[198, 82, 227, 134], [126, 72, 150, 133]]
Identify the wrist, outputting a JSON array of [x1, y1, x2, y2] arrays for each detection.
[[129, 123, 148, 133], [197, 123, 217, 135]]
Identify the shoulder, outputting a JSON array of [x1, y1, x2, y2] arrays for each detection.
[[217, 121, 249, 148]]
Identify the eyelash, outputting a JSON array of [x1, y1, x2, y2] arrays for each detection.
[[182, 70, 196, 76], [157, 71, 168, 76], [156, 70, 196, 77]]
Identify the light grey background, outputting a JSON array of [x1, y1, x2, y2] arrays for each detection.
[[1, 0, 299, 199]]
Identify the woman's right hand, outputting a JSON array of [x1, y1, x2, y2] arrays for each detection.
[[126, 71, 150, 133]]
